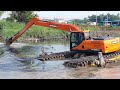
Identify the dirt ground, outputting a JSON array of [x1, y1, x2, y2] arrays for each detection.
[[90, 29, 120, 37]]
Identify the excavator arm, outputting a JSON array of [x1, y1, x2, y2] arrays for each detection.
[[5, 17, 83, 45]]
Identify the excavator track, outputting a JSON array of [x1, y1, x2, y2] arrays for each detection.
[[37, 50, 120, 68], [37, 51, 78, 61], [64, 50, 120, 68]]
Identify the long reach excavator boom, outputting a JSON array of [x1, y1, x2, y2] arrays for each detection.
[[5, 17, 83, 45]]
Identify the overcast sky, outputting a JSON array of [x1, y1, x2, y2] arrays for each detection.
[[1, 11, 120, 20], [37, 11, 120, 20]]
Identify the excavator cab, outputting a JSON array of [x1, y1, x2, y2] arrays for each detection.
[[70, 32, 84, 49], [70, 30, 90, 50]]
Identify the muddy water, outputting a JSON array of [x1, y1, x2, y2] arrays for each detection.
[[0, 40, 120, 79]]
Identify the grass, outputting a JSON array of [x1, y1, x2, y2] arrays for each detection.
[[0, 20, 68, 41], [78, 25, 100, 31], [1, 20, 120, 42]]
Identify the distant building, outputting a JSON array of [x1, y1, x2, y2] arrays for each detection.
[[98, 20, 120, 26], [41, 19, 54, 22], [87, 22, 96, 25], [54, 18, 67, 23], [99, 21, 112, 26], [112, 20, 120, 26]]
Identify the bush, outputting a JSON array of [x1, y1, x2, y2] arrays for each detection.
[[1, 20, 67, 41], [0, 21, 5, 30]]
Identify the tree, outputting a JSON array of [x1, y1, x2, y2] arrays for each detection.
[[68, 19, 86, 25], [0, 11, 5, 31], [98, 14, 104, 22], [88, 15, 96, 22], [8, 11, 37, 23], [87, 13, 120, 22], [83, 18, 89, 23]]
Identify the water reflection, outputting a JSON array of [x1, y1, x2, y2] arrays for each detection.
[[25, 39, 69, 46]]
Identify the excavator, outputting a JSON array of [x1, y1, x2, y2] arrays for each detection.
[[5, 17, 120, 68]]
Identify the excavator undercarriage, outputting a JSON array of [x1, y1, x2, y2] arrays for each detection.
[[36, 49, 120, 68]]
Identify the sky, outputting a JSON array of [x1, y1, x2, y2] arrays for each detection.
[[1, 11, 120, 20], [37, 11, 120, 20]]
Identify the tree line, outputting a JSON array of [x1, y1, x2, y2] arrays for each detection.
[[0, 11, 37, 23], [88, 13, 120, 22], [0, 11, 120, 24], [69, 13, 120, 24]]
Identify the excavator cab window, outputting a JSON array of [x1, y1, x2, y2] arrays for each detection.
[[70, 32, 85, 49]]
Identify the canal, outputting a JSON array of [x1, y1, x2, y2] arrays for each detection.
[[0, 40, 120, 79]]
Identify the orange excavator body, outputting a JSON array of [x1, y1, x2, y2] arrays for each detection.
[[5, 17, 120, 54]]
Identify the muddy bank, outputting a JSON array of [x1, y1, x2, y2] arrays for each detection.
[[90, 29, 120, 37], [22, 29, 120, 43], [0, 36, 69, 44], [22, 29, 120, 42]]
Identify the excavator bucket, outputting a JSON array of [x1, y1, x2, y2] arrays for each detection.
[[5, 37, 12, 45]]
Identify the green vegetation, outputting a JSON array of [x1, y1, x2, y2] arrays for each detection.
[[0, 20, 68, 41], [88, 13, 120, 22], [0, 11, 4, 17], [77, 25, 100, 31], [1, 11, 120, 42], [1, 19, 120, 41], [6, 11, 37, 23], [1, 16, 120, 42]]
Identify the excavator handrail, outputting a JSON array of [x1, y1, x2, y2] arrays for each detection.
[[5, 17, 83, 45]]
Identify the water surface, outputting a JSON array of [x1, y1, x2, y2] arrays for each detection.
[[0, 40, 120, 79]]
